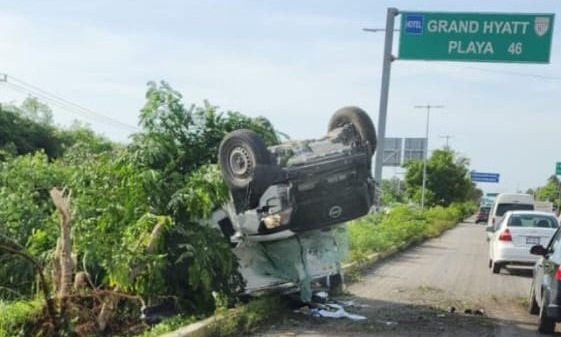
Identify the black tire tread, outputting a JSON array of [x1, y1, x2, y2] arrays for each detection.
[[328, 106, 377, 156], [529, 282, 540, 315], [538, 295, 556, 334], [492, 261, 501, 274], [218, 129, 272, 189]]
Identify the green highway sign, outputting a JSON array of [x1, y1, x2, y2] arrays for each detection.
[[399, 12, 554, 63], [556, 162, 561, 175]]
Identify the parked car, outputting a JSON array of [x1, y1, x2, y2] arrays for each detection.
[[487, 210, 558, 274], [528, 227, 561, 333], [475, 206, 490, 224], [216, 106, 377, 242]]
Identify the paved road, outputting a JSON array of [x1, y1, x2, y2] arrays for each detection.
[[254, 221, 556, 336]]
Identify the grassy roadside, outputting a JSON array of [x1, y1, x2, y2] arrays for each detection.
[[347, 203, 476, 264], [0, 202, 475, 337], [132, 202, 476, 337]]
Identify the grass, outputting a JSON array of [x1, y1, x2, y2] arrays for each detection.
[[1, 202, 475, 337], [347, 202, 475, 264], [0, 299, 43, 337]]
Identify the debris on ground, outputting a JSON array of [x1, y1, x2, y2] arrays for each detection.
[[292, 292, 368, 321]]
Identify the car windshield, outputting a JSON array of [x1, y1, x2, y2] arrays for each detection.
[[496, 203, 534, 216], [507, 214, 558, 228], [480, 207, 490, 213]]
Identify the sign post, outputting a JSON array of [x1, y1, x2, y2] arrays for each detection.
[[373, 7, 399, 204], [399, 12, 554, 63]]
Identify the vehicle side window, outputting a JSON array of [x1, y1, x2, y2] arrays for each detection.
[[547, 229, 561, 253]]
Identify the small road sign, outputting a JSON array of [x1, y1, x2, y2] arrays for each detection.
[[399, 12, 555, 63], [471, 171, 500, 183], [382, 137, 403, 167], [556, 162, 561, 176]]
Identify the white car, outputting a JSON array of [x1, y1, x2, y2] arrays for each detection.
[[488, 210, 559, 274]]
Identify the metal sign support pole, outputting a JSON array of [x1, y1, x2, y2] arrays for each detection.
[[373, 7, 398, 203], [421, 107, 430, 210]]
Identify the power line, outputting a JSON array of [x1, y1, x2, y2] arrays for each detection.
[[1, 80, 139, 132], [441, 64, 561, 81], [0, 73, 140, 132]]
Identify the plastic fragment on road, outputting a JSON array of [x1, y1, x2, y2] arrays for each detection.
[[333, 298, 371, 308], [294, 303, 367, 321], [317, 304, 367, 321]]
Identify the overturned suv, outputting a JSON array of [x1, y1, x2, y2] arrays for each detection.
[[217, 106, 377, 242]]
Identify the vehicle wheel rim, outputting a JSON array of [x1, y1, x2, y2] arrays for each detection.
[[229, 146, 253, 178]]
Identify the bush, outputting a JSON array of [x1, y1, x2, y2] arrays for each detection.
[[348, 202, 472, 263], [0, 299, 42, 337]]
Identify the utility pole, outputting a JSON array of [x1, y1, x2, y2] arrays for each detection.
[[440, 135, 452, 148], [365, 8, 399, 208], [414, 104, 444, 210]]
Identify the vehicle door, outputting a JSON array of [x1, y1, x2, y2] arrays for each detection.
[[536, 228, 561, 303]]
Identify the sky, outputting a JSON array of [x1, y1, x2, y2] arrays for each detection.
[[0, 0, 559, 194]]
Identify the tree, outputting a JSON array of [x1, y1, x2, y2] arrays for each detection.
[[20, 96, 54, 125], [0, 108, 62, 158], [404, 149, 474, 207], [536, 175, 561, 208], [380, 177, 405, 206]]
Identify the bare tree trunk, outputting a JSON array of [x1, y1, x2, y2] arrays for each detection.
[[50, 188, 73, 299], [52, 238, 62, 295]]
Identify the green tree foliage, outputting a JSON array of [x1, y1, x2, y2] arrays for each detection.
[[404, 149, 474, 207], [0, 81, 282, 318], [536, 175, 560, 206], [0, 108, 62, 159], [0, 103, 113, 160], [130, 81, 280, 310], [380, 177, 405, 206], [19, 97, 54, 125], [0, 152, 66, 298]]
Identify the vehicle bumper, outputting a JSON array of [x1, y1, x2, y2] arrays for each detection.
[[494, 245, 539, 265]]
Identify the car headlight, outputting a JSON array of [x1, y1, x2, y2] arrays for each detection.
[[262, 208, 293, 229]]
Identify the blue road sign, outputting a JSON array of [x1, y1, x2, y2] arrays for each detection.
[[470, 171, 500, 183]]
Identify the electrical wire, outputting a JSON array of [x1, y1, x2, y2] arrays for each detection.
[[0, 73, 140, 132], [440, 63, 561, 81]]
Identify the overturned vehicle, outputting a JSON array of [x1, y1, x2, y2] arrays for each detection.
[[209, 106, 377, 301]]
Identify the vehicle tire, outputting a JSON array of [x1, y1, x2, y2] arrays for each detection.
[[538, 295, 556, 334], [528, 282, 540, 315], [219, 129, 273, 189], [328, 106, 377, 156], [219, 130, 275, 210], [492, 261, 502, 274]]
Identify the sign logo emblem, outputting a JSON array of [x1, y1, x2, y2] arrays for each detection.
[[535, 17, 550, 37], [405, 15, 424, 34], [328, 205, 343, 219]]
